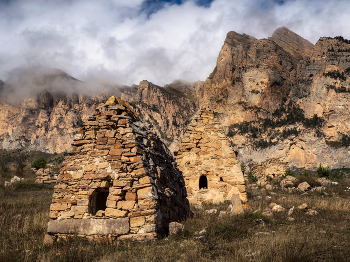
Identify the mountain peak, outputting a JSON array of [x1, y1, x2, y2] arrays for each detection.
[[270, 27, 314, 59]]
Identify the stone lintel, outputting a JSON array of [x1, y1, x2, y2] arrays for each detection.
[[47, 218, 129, 235]]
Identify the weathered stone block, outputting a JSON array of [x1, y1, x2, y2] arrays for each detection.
[[47, 218, 129, 235], [60, 211, 75, 219], [137, 186, 158, 200], [50, 203, 68, 211], [106, 200, 117, 208], [130, 216, 145, 227], [117, 200, 135, 210], [110, 149, 123, 156], [125, 192, 137, 201], [105, 208, 128, 218]]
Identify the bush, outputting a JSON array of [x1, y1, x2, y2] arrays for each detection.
[[317, 164, 330, 178], [247, 171, 258, 182], [284, 168, 295, 177], [31, 157, 47, 169]]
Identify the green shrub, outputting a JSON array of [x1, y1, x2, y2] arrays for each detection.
[[31, 157, 47, 169], [284, 168, 295, 177], [247, 171, 258, 182], [12, 181, 43, 190], [317, 164, 330, 178]]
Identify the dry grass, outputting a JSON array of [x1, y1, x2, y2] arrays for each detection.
[[1, 184, 350, 262], [2, 164, 350, 261]]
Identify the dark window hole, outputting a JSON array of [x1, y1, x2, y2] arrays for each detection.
[[199, 175, 208, 189], [89, 188, 109, 215]]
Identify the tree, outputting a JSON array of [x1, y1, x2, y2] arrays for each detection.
[[32, 157, 47, 169]]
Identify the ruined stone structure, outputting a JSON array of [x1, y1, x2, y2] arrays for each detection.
[[35, 167, 58, 184], [175, 106, 246, 204], [46, 96, 190, 242], [251, 159, 289, 182]]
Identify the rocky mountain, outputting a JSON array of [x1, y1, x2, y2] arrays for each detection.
[[198, 27, 350, 170], [2, 27, 350, 171], [0, 70, 198, 153]]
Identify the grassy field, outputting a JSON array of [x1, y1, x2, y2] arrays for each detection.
[[1, 152, 350, 261]]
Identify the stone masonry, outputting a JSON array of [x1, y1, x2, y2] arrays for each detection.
[[46, 96, 190, 242], [175, 106, 246, 204]]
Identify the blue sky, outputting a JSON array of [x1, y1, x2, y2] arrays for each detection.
[[0, 0, 350, 87]]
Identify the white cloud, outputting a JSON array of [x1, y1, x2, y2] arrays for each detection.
[[1, 0, 350, 87]]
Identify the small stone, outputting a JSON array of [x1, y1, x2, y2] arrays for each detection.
[[43, 234, 55, 245], [265, 196, 272, 201], [10, 176, 22, 184], [254, 196, 262, 200], [286, 217, 295, 221], [205, 209, 217, 214], [194, 204, 204, 211], [231, 194, 244, 214], [272, 205, 285, 212], [298, 203, 308, 209], [298, 182, 311, 191], [262, 211, 273, 217], [169, 222, 185, 235], [306, 209, 318, 215], [219, 211, 229, 217], [265, 184, 273, 190], [288, 206, 294, 216]]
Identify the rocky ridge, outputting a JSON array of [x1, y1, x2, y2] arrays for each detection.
[[198, 27, 350, 170], [0, 73, 198, 153]]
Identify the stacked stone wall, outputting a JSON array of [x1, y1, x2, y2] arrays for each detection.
[[175, 106, 246, 204], [46, 96, 190, 242]]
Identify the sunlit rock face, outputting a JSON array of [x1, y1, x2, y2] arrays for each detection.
[[195, 27, 350, 170]]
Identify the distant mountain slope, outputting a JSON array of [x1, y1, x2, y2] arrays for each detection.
[[0, 69, 199, 153]]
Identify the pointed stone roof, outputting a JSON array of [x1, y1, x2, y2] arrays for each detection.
[[175, 106, 246, 203], [46, 96, 190, 242]]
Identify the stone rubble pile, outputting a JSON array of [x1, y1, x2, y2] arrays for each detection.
[[35, 167, 58, 184], [45, 96, 190, 243]]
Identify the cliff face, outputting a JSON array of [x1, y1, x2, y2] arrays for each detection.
[[198, 27, 350, 170], [0, 73, 198, 153], [2, 27, 350, 170], [121, 80, 198, 151]]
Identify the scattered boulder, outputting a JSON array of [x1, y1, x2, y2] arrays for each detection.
[[317, 177, 332, 186], [43, 234, 55, 245], [230, 194, 244, 215], [265, 184, 273, 190], [298, 203, 308, 209], [280, 176, 296, 188], [262, 211, 273, 217], [219, 211, 229, 217], [193, 204, 203, 211], [10, 176, 22, 184], [297, 182, 310, 191], [288, 206, 294, 216], [254, 196, 262, 200], [4, 176, 24, 187], [286, 217, 295, 221], [169, 222, 186, 235], [271, 204, 285, 212], [306, 209, 318, 215], [205, 209, 217, 214]]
